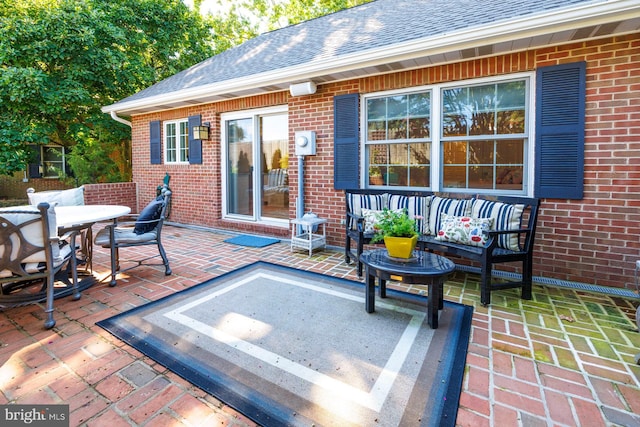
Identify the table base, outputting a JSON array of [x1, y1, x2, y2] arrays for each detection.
[[365, 270, 445, 328]]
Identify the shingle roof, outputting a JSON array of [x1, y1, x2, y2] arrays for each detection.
[[104, 0, 638, 114]]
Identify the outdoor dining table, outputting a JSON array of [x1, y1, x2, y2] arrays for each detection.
[[55, 204, 131, 230], [55, 204, 131, 289]]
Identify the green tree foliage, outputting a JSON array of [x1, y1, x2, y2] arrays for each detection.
[[207, 0, 372, 49], [0, 0, 369, 182], [0, 0, 214, 181], [253, 0, 373, 29]]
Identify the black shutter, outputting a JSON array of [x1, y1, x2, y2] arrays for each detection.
[[27, 145, 41, 178], [535, 62, 586, 199], [188, 115, 203, 164], [150, 120, 161, 165], [333, 93, 360, 189]]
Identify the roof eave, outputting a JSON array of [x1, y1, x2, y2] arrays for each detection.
[[101, 0, 640, 116]]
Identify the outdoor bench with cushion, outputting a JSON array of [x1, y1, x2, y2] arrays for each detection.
[[345, 189, 540, 305]]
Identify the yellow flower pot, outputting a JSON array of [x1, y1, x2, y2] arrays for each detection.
[[384, 235, 418, 259]]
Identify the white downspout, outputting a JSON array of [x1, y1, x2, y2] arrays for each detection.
[[110, 111, 132, 127]]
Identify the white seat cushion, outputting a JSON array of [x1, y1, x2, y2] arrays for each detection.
[[0, 240, 72, 278]]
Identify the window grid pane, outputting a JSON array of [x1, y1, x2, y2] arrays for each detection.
[[441, 79, 526, 191], [442, 139, 524, 190], [180, 122, 189, 162], [364, 78, 527, 192], [165, 123, 177, 163], [365, 91, 431, 188], [43, 146, 64, 177], [165, 120, 189, 164]]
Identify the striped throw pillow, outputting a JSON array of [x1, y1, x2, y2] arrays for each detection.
[[428, 197, 472, 235], [471, 198, 525, 251], [347, 193, 387, 230], [387, 195, 431, 234]]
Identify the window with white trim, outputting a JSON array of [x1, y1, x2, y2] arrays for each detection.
[[364, 75, 530, 193], [27, 145, 67, 178], [164, 119, 189, 163], [42, 145, 66, 178]]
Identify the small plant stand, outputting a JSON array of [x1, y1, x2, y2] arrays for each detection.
[[290, 216, 328, 256]]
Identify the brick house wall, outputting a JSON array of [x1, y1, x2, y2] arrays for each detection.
[[129, 33, 640, 290]]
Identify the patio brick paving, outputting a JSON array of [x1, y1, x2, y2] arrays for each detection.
[[1, 224, 639, 426]]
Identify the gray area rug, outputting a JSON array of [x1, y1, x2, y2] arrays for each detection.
[[97, 262, 473, 426]]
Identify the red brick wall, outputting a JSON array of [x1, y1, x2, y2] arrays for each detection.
[[129, 33, 640, 289], [0, 174, 69, 201], [84, 182, 138, 213]]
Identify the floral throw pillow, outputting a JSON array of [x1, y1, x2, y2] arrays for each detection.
[[361, 208, 405, 234], [435, 214, 494, 247], [360, 208, 384, 234], [427, 196, 472, 235]]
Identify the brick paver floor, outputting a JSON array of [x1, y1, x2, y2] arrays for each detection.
[[1, 224, 639, 426]]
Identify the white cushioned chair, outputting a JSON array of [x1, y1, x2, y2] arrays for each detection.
[[26, 186, 92, 272], [0, 203, 80, 329], [95, 189, 172, 287], [27, 186, 85, 207]]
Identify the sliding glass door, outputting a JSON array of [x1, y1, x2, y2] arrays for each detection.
[[223, 107, 289, 223]]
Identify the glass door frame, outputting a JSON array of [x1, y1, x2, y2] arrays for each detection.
[[221, 105, 289, 227]]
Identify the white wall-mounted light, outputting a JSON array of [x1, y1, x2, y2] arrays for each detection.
[[289, 81, 317, 97]]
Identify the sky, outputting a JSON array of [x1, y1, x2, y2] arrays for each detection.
[[183, 0, 230, 15]]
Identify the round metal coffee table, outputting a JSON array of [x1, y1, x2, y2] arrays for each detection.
[[360, 248, 455, 329]]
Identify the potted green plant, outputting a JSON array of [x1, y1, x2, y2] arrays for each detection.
[[370, 208, 420, 258], [369, 166, 383, 185]]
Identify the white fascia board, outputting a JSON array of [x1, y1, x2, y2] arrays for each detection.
[[102, 0, 640, 115]]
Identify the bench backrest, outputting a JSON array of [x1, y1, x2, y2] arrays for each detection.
[[345, 189, 539, 251]]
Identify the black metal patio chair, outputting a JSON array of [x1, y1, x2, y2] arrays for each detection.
[[94, 189, 172, 287]]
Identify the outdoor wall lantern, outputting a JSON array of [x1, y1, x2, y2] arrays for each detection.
[[289, 81, 317, 96], [192, 122, 210, 140]]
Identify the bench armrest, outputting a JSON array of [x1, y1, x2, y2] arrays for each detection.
[[487, 227, 534, 251], [346, 212, 365, 232]]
